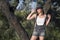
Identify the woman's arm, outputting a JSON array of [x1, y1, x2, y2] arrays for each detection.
[[45, 14, 51, 26], [27, 13, 36, 20], [26, 9, 36, 20]]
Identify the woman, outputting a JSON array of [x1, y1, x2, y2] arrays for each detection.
[[26, 7, 51, 40]]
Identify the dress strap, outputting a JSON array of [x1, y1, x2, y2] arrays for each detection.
[[34, 14, 37, 27]]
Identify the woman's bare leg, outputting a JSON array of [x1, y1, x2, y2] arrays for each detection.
[[30, 36, 38, 40], [39, 36, 44, 40]]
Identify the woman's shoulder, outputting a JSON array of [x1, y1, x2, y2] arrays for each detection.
[[43, 14, 46, 17], [45, 14, 51, 18], [44, 14, 50, 16]]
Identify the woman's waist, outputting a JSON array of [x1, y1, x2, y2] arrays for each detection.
[[34, 24, 45, 30], [36, 22, 44, 25], [35, 24, 45, 27]]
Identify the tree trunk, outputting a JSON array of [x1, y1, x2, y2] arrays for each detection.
[[0, 0, 29, 40], [43, 0, 51, 14]]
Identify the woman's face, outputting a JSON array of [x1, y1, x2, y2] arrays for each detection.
[[37, 9, 42, 14]]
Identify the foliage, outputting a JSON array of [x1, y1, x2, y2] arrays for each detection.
[[0, 0, 60, 40], [0, 10, 20, 40]]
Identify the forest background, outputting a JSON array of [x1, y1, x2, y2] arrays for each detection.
[[0, 0, 60, 40]]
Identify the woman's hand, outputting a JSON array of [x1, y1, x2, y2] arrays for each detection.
[[31, 9, 35, 13]]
